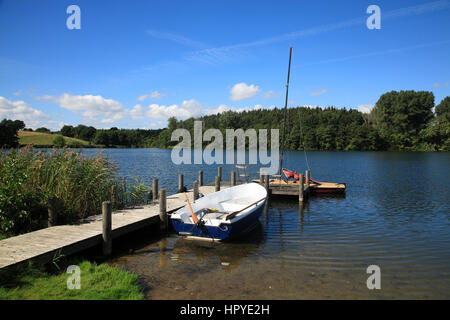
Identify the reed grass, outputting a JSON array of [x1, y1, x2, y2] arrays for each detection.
[[0, 146, 149, 238]]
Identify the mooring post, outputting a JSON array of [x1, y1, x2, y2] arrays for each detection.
[[178, 174, 184, 193], [152, 178, 158, 201], [198, 170, 203, 186], [217, 166, 222, 182], [260, 173, 264, 184], [159, 189, 167, 231], [111, 185, 116, 208], [264, 175, 269, 193], [231, 171, 236, 186], [298, 173, 304, 203], [193, 180, 199, 201], [102, 201, 112, 256], [47, 197, 57, 227], [305, 170, 311, 196], [215, 176, 220, 192]]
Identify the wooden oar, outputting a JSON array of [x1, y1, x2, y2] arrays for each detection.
[[184, 192, 198, 224], [225, 197, 266, 220]]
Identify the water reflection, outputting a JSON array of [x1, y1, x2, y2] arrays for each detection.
[[101, 149, 450, 299], [158, 237, 168, 269], [171, 224, 264, 272]]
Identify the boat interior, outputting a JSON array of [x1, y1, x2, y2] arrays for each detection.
[[181, 196, 256, 223]]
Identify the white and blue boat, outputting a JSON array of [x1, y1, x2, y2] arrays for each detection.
[[171, 183, 267, 241]]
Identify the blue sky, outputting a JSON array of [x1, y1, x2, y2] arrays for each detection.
[[0, 0, 449, 130]]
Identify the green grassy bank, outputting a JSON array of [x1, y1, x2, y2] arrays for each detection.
[[18, 131, 95, 148], [0, 261, 144, 300]]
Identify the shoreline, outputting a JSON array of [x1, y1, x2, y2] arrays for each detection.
[[13, 145, 450, 153]]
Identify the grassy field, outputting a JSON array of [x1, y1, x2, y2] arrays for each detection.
[[18, 131, 92, 147], [0, 261, 144, 300]]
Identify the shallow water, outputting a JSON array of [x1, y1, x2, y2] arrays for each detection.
[[81, 149, 450, 299]]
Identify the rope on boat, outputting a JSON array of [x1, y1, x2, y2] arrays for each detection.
[[298, 109, 311, 172]]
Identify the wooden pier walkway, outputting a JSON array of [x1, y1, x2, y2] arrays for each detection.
[[0, 167, 321, 271], [0, 185, 225, 271]]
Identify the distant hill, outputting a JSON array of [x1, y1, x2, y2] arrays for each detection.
[[18, 131, 94, 148]]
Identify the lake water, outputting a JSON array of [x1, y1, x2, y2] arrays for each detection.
[[82, 149, 450, 299]]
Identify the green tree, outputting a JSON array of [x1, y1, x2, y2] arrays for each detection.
[[435, 96, 450, 121], [93, 130, 110, 146], [60, 125, 75, 137], [370, 90, 434, 149], [52, 135, 66, 148], [35, 127, 51, 133], [420, 96, 450, 151], [74, 125, 96, 141], [0, 119, 25, 148]]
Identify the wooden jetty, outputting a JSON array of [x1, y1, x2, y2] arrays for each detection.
[[253, 170, 346, 196], [0, 184, 225, 271], [0, 167, 313, 271]]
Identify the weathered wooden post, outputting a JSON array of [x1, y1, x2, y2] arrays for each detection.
[[178, 174, 184, 193], [152, 178, 158, 201], [298, 173, 304, 203], [47, 197, 57, 227], [298, 202, 304, 225], [264, 194, 269, 220], [198, 170, 203, 186], [231, 171, 236, 186], [260, 173, 264, 184], [215, 176, 220, 192], [264, 175, 269, 193], [193, 180, 199, 201], [102, 201, 112, 256], [305, 170, 311, 196], [159, 189, 167, 231], [159, 237, 167, 269], [217, 166, 222, 182], [111, 185, 116, 208]]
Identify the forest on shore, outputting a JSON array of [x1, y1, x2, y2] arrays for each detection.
[[2, 90, 449, 151]]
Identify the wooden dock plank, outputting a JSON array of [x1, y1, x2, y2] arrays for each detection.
[[0, 184, 227, 270]]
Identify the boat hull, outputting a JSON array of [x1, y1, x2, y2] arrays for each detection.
[[171, 199, 266, 241]]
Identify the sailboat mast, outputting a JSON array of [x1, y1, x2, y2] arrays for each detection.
[[279, 46, 293, 176]]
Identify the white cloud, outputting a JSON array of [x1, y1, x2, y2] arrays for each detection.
[[185, 1, 450, 65], [358, 105, 374, 114], [204, 104, 275, 115], [147, 120, 166, 129], [145, 99, 203, 120], [302, 105, 325, 109], [129, 104, 146, 120], [262, 90, 281, 99], [230, 83, 261, 101], [310, 88, 327, 96], [0, 96, 50, 128], [46, 120, 65, 130], [433, 82, 449, 88], [137, 90, 165, 101], [40, 93, 125, 124], [146, 30, 207, 48], [204, 104, 233, 115], [34, 91, 278, 127]]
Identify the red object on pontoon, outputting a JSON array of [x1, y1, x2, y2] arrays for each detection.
[[282, 168, 323, 185]]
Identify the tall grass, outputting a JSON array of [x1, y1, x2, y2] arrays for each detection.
[[0, 147, 149, 237]]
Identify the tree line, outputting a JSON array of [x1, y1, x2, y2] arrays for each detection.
[[161, 90, 449, 151], [2, 90, 449, 151]]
